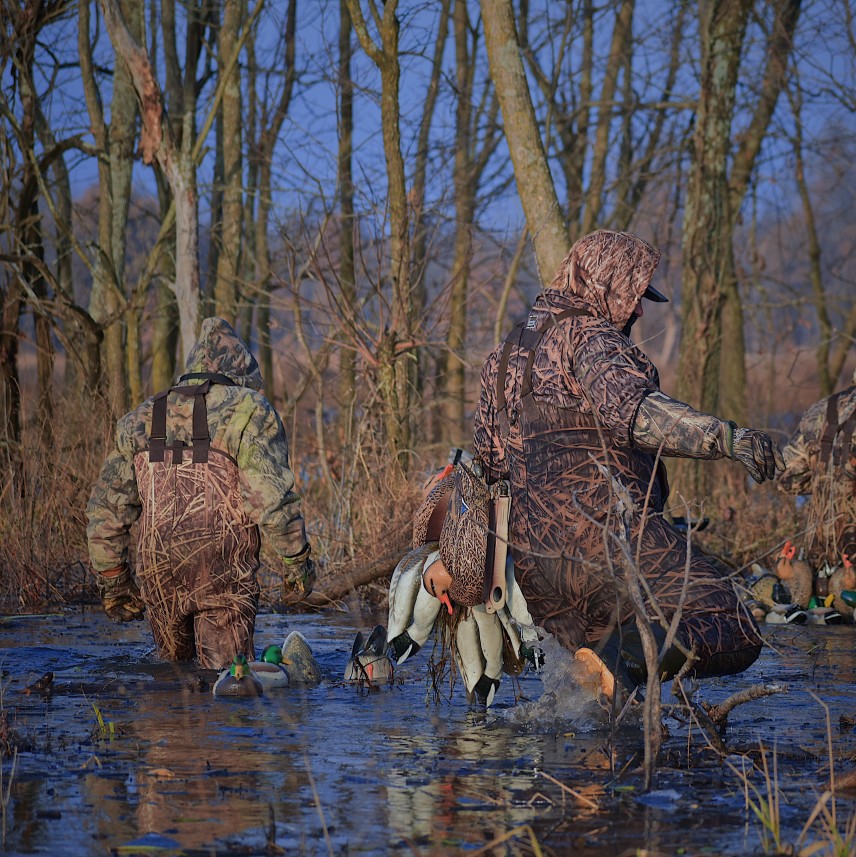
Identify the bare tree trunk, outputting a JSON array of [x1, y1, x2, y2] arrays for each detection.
[[674, 0, 752, 501], [719, 0, 801, 428], [337, 0, 357, 436], [439, 2, 501, 442], [249, 0, 297, 404], [213, 0, 243, 324], [14, 16, 52, 443], [99, 0, 206, 361], [409, 0, 450, 312], [580, 0, 633, 234], [481, 0, 566, 282], [347, 0, 415, 460]]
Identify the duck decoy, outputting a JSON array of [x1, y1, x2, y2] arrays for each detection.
[[281, 631, 322, 686], [249, 645, 291, 689], [212, 654, 264, 698], [765, 604, 808, 625], [775, 541, 813, 609], [746, 563, 779, 615], [25, 672, 54, 695], [829, 554, 856, 618], [387, 544, 445, 663], [344, 625, 394, 685]]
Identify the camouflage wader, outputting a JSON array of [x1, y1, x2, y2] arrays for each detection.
[[88, 318, 310, 670], [135, 378, 260, 668], [779, 384, 856, 567], [474, 233, 762, 678]]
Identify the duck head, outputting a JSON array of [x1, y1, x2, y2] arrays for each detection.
[[842, 554, 856, 588], [260, 645, 286, 665], [231, 654, 250, 678], [776, 541, 797, 580]]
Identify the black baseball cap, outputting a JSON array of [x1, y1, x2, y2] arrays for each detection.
[[643, 284, 669, 302]]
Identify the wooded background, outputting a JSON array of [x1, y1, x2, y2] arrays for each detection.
[[1, 0, 854, 603]]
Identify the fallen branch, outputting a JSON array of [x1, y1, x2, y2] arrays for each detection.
[[289, 544, 408, 609], [705, 683, 788, 728]]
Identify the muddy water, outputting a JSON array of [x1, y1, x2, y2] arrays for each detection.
[[1, 610, 854, 856]]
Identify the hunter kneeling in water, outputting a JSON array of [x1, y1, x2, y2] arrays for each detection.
[[391, 230, 785, 706]]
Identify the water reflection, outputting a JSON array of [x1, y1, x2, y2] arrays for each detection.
[[1, 612, 854, 855]]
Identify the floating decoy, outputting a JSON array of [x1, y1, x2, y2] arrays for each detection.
[[280, 631, 322, 685], [249, 644, 291, 688], [212, 654, 264, 698], [25, 672, 54, 695], [829, 554, 856, 618], [775, 541, 813, 609], [344, 625, 394, 685]]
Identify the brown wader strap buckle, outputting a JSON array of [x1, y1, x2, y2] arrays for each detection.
[[148, 391, 169, 462], [833, 395, 856, 470], [819, 391, 844, 467]]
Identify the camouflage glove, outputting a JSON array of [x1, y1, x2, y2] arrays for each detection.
[[632, 391, 784, 483], [282, 545, 316, 602], [96, 565, 146, 623], [717, 422, 785, 484], [386, 544, 543, 707]]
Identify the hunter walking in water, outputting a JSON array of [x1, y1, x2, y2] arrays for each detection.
[[86, 318, 314, 669], [472, 230, 784, 697]]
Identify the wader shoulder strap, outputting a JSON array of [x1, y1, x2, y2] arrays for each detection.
[[495, 307, 591, 438], [148, 391, 170, 463], [178, 371, 237, 387], [147, 377, 234, 465], [820, 390, 847, 466], [832, 388, 856, 470]]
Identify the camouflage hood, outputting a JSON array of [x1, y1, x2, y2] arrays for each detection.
[[545, 230, 661, 330], [182, 317, 264, 390]]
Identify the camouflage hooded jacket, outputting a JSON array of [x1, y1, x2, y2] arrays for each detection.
[[472, 231, 762, 673], [778, 382, 856, 566], [87, 318, 309, 582]]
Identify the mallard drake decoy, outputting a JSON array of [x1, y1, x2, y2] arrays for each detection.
[[775, 541, 813, 608], [212, 654, 264, 698], [840, 590, 856, 623], [765, 604, 808, 625], [344, 625, 394, 685], [249, 644, 291, 688], [828, 554, 856, 618], [281, 631, 322, 685]]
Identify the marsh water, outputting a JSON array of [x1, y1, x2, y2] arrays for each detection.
[[1, 610, 854, 857]]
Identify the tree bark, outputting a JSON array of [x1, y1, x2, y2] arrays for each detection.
[[719, 0, 802, 425], [337, 0, 357, 436], [674, 0, 752, 501], [439, 2, 501, 442], [346, 0, 415, 460], [481, 0, 566, 283], [99, 0, 200, 362], [249, 0, 297, 403], [213, 0, 244, 324]]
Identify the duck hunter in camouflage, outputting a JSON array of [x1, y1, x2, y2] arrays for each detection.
[[473, 230, 784, 689], [778, 368, 856, 569], [87, 318, 314, 669]]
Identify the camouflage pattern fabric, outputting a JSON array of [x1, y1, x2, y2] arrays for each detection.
[[778, 381, 856, 567], [134, 449, 260, 667], [438, 463, 492, 606], [412, 474, 455, 548], [87, 318, 309, 669], [473, 231, 762, 678]]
